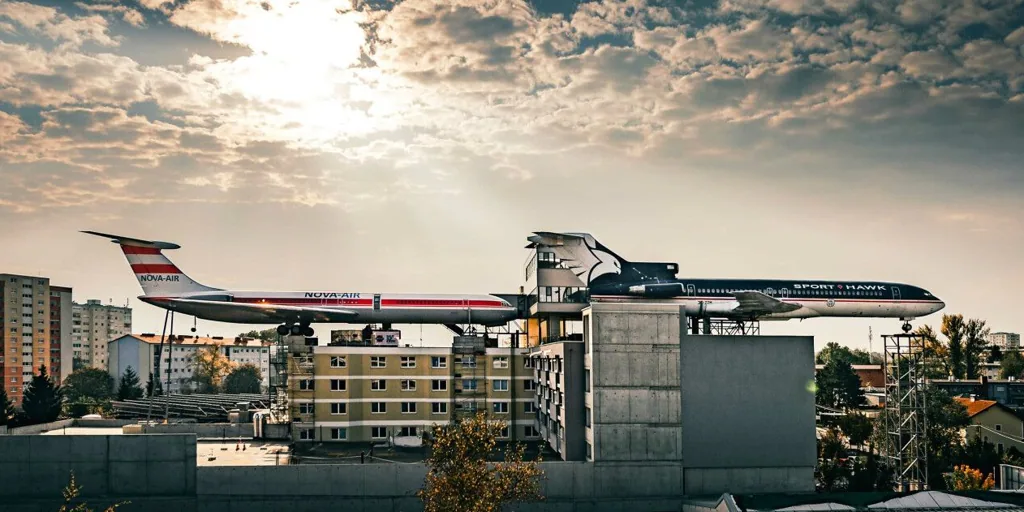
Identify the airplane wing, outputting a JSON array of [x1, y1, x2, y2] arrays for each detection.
[[729, 291, 802, 316], [159, 298, 359, 324]]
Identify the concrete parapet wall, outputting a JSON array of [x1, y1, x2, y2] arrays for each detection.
[[77, 419, 138, 428], [0, 434, 197, 500], [7, 418, 75, 435], [131, 423, 251, 439]]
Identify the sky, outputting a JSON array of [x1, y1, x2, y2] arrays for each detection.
[[0, 0, 1022, 352]]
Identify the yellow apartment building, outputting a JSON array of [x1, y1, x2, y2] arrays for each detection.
[[288, 340, 538, 444]]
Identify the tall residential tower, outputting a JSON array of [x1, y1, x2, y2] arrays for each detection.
[[72, 299, 132, 371], [0, 274, 73, 404]]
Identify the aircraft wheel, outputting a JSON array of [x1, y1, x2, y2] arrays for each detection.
[[303, 326, 315, 337], [276, 325, 289, 336], [902, 322, 912, 333], [290, 324, 303, 336]]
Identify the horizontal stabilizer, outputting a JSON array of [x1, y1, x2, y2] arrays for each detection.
[[81, 230, 181, 250]]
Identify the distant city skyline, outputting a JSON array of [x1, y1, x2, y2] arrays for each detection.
[[1, 0, 1022, 351]]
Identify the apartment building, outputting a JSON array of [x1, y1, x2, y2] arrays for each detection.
[[108, 334, 272, 394], [72, 299, 132, 370], [989, 332, 1021, 350], [0, 274, 73, 404], [289, 340, 536, 444], [528, 339, 586, 461]]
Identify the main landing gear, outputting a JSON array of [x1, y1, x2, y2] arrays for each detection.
[[277, 323, 314, 337], [901, 318, 914, 333]]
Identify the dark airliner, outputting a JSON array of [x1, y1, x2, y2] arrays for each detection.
[[526, 232, 945, 332]]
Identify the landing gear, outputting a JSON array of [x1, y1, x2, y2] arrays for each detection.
[[277, 323, 314, 337], [900, 318, 915, 333]]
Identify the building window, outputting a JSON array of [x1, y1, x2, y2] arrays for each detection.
[[493, 402, 509, 414], [370, 356, 386, 368], [299, 429, 314, 440], [462, 356, 476, 368], [585, 407, 592, 428], [499, 426, 509, 439], [493, 379, 509, 392], [586, 442, 593, 460], [371, 427, 387, 439], [431, 356, 447, 368], [401, 402, 417, 414], [996, 424, 1002, 431], [462, 379, 477, 391], [330, 356, 346, 368], [493, 356, 508, 369], [401, 356, 416, 368], [524, 425, 538, 437], [371, 379, 386, 391], [371, 402, 386, 414], [524, 402, 536, 414], [399, 426, 418, 437], [330, 428, 347, 440], [401, 379, 416, 391], [298, 403, 314, 415], [524, 380, 537, 391], [330, 379, 346, 391], [431, 379, 447, 391], [432, 402, 448, 414], [524, 358, 533, 369], [584, 370, 590, 393], [330, 403, 347, 415], [298, 379, 314, 390]]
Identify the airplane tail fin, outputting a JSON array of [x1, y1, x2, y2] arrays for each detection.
[[82, 231, 220, 297], [526, 231, 678, 286]]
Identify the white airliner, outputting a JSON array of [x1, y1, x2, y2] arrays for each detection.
[[85, 231, 518, 337]]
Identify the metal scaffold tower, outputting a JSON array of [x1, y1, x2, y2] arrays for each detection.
[[451, 335, 488, 422], [882, 332, 929, 492]]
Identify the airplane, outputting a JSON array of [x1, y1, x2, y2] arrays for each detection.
[[525, 232, 945, 332], [84, 231, 519, 337]]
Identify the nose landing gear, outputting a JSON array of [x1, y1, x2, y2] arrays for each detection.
[[900, 318, 914, 333], [277, 323, 314, 337]]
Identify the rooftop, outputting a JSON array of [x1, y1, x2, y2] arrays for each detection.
[[955, 397, 1000, 417], [118, 333, 270, 347]]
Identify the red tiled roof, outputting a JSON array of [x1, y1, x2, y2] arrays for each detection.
[[954, 397, 998, 417]]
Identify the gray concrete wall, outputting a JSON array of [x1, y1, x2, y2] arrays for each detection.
[[131, 422, 252, 439], [6, 418, 75, 435], [0, 434, 196, 500], [679, 332, 816, 494], [588, 302, 683, 463]]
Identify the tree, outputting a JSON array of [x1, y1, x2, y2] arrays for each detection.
[[816, 358, 865, 410], [145, 373, 162, 397], [816, 427, 849, 491], [989, 345, 1003, 363], [958, 435, 1000, 483], [943, 314, 967, 379], [59, 471, 128, 512], [239, 328, 279, 343], [963, 318, 991, 379], [1001, 351, 1024, 379], [925, 387, 971, 489], [117, 367, 144, 401], [21, 365, 63, 424], [816, 342, 872, 366], [917, 324, 949, 378], [419, 413, 543, 512], [63, 368, 115, 417], [0, 386, 14, 426], [838, 412, 874, 449], [944, 465, 994, 491], [191, 346, 234, 393], [223, 364, 262, 394]]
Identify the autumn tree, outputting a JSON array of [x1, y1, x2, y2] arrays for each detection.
[[0, 386, 14, 426], [117, 367, 144, 401], [191, 346, 234, 393], [943, 314, 967, 379], [21, 365, 63, 424], [59, 471, 129, 512], [223, 364, 262, 394], [419, 413, 543, 512], [816, 342, 873, 366], [944, 465, 994, 491], [238, 328, 279, 343], [63, 368, 115, 416]]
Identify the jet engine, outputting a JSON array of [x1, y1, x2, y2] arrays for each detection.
[[627, 283, 685, 298]]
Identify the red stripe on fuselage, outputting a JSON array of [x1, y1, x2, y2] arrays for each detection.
[[231, 298, 508, 308], [122, 246, 163, 255], [131, 264, 180, 274]]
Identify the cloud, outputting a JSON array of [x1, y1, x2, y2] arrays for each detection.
[[0, 1, 118, 47], [74, 2, 146, 27]]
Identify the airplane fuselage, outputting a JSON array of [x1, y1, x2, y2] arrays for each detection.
[[590, 278, 944, 320], [141, 291, 518, 326]]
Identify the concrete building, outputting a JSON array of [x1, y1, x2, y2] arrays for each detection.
[[956, 396, 1024, 454], [72, 299, 131, 371], [933, 379, 1024, 412], [0, 273, 73, 404], [108, 334, 272, 394], [989, 332, 1021, 350], [529, 339, 586, 460], [288, 342, 536, 444]]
